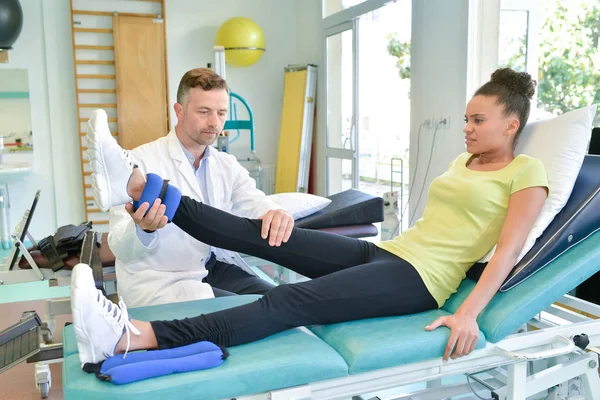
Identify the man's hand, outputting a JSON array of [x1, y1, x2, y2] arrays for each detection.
[[425, 312, 479, 361], [258, 209, 294, 247], [126, 199, 168, 232]]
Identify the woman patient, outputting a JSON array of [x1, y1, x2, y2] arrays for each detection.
[[73, 68, 548, 369]]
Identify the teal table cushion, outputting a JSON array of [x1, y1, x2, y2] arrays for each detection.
[[309, 309, 486, 375], [64, 227, 600, 399], [63, 295, 349, 400], [443, 229, 600, 342]]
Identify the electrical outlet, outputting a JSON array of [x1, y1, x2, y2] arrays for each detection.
[[435, 116, 451, 129], [423, 117, 434, 127]]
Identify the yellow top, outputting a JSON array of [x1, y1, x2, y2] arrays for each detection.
[[376, 152, 548, 307]]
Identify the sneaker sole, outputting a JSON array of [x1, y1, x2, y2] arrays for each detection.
[[86, 111, 111, 212], [71, 264, 100, 365]]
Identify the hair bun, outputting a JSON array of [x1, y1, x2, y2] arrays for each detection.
[[490, 68, 536, 99]]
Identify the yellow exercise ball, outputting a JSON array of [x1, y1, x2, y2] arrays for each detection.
[[215, 17, 265, 67]]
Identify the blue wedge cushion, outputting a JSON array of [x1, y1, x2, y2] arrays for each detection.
[[444, 229, 600, 342], [309, 309, 486, 374], [63, 296, 349, 400], [467, 155, 600, 291]]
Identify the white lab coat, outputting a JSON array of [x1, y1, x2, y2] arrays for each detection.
[[108, 130, 281, 307]]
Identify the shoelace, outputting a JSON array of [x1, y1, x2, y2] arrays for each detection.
[[120, 149, 135, 169], [99, 292, 141, 359], [117, 297, 141, 358]]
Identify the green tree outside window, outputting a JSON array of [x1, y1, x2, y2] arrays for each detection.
[[386, 0, 600, 125]]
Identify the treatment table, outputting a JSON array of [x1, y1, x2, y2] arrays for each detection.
[[60, 155, 600, 399]]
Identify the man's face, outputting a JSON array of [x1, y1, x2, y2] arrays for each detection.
[[176, 87, 229, 146]]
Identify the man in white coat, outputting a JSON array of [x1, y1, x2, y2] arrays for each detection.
[[105, 68, 294, 307]]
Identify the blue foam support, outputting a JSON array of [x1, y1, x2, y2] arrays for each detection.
[[104, 351, 225, 384], [133, 173, 180, 220], [162, 182, 182, 221], [99, 342, 227, 385], [137, 173, 164, 210], [101, 341, 222, 370]]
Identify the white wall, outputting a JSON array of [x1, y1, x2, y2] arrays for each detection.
[[408, 0, 470, 223], [164, 0, 321, 166], [295, 1, 322, 67]]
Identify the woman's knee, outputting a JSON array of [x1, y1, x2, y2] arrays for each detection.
[[260, 283, 304, 308], [258, 284, 321, 326], [263, 283, 292, 300]]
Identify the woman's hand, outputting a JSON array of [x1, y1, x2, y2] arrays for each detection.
[[425, 312, 479, 361]]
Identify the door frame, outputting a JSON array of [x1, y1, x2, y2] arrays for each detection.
[[316, 0, 399, 195], [318, 19, 359, 195]]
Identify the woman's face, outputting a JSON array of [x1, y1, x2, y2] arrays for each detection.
[[463, 95, 519, 154]]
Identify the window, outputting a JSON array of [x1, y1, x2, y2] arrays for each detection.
[[498, 0, 600, 124], [498, 9, 529, 72], [323, 0, 369, 18]]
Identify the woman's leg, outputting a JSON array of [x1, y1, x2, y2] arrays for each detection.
[[72, 254, 436, 364], [85, 109, 379, 279], [149, 252, 438, 349], [171, 196, 379, 278]]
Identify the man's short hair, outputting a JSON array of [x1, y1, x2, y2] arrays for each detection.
[[176, 68, 229, 107]]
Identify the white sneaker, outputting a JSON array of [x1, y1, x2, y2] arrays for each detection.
[[70, 263, 140, 366], [86, 109, 135, 211]]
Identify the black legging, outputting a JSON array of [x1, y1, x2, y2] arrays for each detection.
[[203, 253, 275, 296], [150, 196, 437, 349]]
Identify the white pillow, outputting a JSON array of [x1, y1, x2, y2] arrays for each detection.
[[479, 104, 597, 263], [268, 193, 332, 220]]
